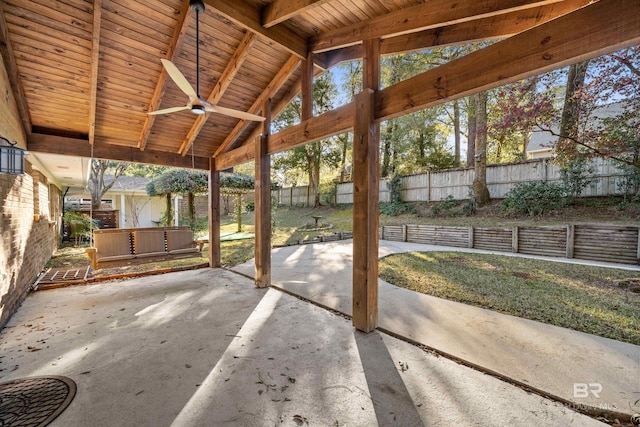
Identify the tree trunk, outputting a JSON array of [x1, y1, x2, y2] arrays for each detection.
[[188, 192, 195, 224], [559, 60, 590, 146], [453, 100, 461, 167], [165, 193, 174, 226], [381, 122, 394, 177], [473, 92, 491, 205], [466, 96, 477, 167]]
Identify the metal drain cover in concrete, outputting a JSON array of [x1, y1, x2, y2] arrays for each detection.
[[0, 376, 76, 426]]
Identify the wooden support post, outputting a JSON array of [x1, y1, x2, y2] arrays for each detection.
[[352, 88, 379, 333], [255, 100, 272, 288], [566, 224, 575, 259], [468, 226, 474, 249], [402, 224, 407, 242], [236, 193, 242, 232], [636, 227, 639, 265], [512, 226, 519, 253], [208, 158, 221, 268]]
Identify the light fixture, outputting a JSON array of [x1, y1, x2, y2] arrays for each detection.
[[0, 136, 25, 175]]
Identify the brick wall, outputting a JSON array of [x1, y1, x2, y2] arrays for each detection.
[[0, 161, 61, 328]]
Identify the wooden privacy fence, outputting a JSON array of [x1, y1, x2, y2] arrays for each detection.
[[337, 158, 629, 203], [272, 185, 317, 207], [379, 224, 640, 265]]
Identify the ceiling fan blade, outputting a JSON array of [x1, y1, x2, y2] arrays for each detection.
[[147, 105, 190, 115], [160, 59, 197, 99], [205, 105, 266, 122]]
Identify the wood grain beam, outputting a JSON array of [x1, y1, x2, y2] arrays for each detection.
[[28, 133, 210, 169], [301, 52, 313, 120], [0, 1, 31, 136], [216, 0, 639, 171], [262, 0, 331, 28], [204, 0, 306, 58], [88, 0, 102, 145], [209, 158, 221, 268], [216, 101, 354, 170], [138, 1, 193, 150], [352, 89, 379, 333], [309, 0, 564, 52], [317, 0, 592, 69], [254, 99, 271, 288], [230, 62, 325, 153], [376, 0, 640, 121], [178, 32, 257, 155], [213, 55, 299, 157]]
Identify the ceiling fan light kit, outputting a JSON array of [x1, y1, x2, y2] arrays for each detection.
[[147, 0, 264, 122]]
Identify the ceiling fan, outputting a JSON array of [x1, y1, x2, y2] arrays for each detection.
[[147, 0, 264, 122]]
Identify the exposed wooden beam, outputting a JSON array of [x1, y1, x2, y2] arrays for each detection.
[[213, 55, 299, 157], [28, 133, 210, 169], [301, 52, 313, 120], [309, 0, 564, 53], [376, 0, 640, 121], [317, 0, 592, 69], [352, 38, 380, 333], [88, 0, 102, 145], [138, 1, 193, 150], [204, 0, 306, 58], [254, 99, 271, 288], [230, 62, 325, 153], [216, 100, 354, 170], [262, 0, 330, 28], [215, 0, 640, 172], [209, 158, 221, 268], [0, 1, 31, 137], [178, 32, 257, 155], [352, 89, 379, 333]]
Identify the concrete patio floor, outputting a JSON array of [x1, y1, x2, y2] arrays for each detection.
[[233, 240, 640, 419], [0, 268, 604, 426]]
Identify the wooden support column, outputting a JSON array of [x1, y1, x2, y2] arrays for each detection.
[[353, 88, 379, 333], [255, 100, 272, 288], [352, 37, 380, 333], [301, 51, 314, 121], [209, 158, 221, 268]]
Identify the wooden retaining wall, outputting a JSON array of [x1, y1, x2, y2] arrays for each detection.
[[379, 224, 640, 265]]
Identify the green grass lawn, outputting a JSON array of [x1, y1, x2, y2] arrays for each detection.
[[379, 252, 640, 345]]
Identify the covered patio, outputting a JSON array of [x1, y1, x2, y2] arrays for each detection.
[[1, 0, 639, 425], [0, 268, 603, 426]]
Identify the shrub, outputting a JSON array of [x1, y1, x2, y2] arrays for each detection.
[[431, 195, 458, 216], [559, 159, 594, 202], [501, 181, 566, 216], [245, 201, 255, 212], [380, 201, 416, 216]]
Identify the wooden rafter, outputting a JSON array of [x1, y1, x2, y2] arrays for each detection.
[[376, 0, 640, 121], [262, 0, 331, 28], [88, 0, 102, 145], [204, 0, 307, 58], [213, 55, 300, 157], [215, 0, 640, 171], [28, 134, 210, 170], [0, 1, 31, 137], [231, 62, 325, 153], [317, 0, 592, 69], [178, 31, 257, 156], [138, 1, 193, 150], [309, 0, 564, 53]]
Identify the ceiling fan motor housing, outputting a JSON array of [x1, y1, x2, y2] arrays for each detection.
[[190, 0, 205, 13]]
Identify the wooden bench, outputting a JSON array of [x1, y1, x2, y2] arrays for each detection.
[[85, 226, 200, 269]]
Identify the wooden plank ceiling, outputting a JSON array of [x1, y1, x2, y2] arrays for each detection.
[[1, 0, 637, 170]]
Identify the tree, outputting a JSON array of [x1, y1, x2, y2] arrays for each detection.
[[473, 91, 491, 205], [147, 169, 208, 227], [87, 160, 128, 210], [273, 73, 341, 206], [551, 47, 640, 170]]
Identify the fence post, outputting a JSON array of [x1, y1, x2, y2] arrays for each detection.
[[512, 226, 519, 253], [468, 226, 474, 248], [636, 227, 640, 265], [566, 224, 575, 258], [402, 224, 407, 242], [381, 226, 385, 240], [427, 171, 431, 202]]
